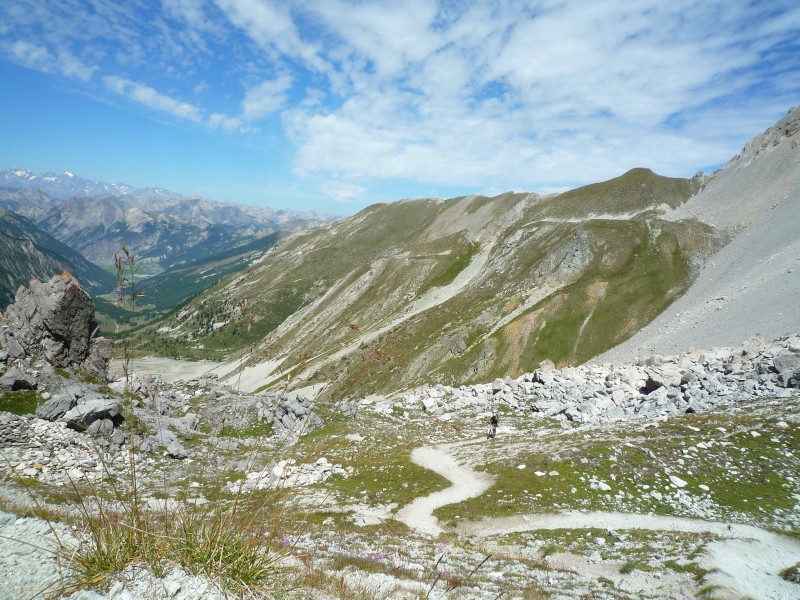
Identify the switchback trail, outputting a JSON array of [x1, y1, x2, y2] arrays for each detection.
[[394, 445, 494, 535], [398, 443, 800, 599]]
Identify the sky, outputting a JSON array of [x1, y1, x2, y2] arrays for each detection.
[[0, 1, 798, 215]]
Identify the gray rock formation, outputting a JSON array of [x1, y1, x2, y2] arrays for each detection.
[[141, 427, 188, 459], [61, 396, 122, 432], [271, 393, 323, 440], [0, 272, 112, 379], [0, 365, 37, 390]]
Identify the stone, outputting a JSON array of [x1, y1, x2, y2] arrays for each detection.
[[61, 398, 121, 431], [669, 475, 688, 488], [86, 418, 114, 437], [0, 366, 37, 391], [0, 273, 111, 378], [36, 394, 75, 420], [773, 352, 800, 387], [421, 397, 438, 412]]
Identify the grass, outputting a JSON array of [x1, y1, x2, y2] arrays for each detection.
[[0, 390, 41, 415], [63, 483, 290, 595], [291, 412, 451, 508], [619, 559, 651, 574], [117, 171, 715, 404], [435, 399, 799, 529], [780, 562, 800, 584]]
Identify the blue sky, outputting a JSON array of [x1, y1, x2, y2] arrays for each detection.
[[0, 1, 798, 214]]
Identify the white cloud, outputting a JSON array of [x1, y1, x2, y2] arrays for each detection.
[[208, 112, 241, 130], [57, 49, 97, 81], [241, 74, 292, 120], [213, 0, 320, 67], [318, 178, 367, 203], [285, 0, 800, 199], [7, 39, 96, 81], [163, 0, 218, 32], [2, 0, 798, 207], [9, 40, 52, 71], [103, 75, 203, 122]]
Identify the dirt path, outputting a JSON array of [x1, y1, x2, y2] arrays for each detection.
[[395, 445, 494, 535], [400, 444, 800, 599]]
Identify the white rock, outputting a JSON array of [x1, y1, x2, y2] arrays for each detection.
[[669, 475, 688, 488], [67, 468, 85, 481], [517, 464, 526, 470]]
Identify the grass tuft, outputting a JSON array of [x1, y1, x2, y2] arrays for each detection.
[[780, 562, 800, 584]]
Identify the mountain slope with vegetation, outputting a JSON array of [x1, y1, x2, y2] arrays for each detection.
[[0, 207, 116, 306], [132, 168, 712, 399]]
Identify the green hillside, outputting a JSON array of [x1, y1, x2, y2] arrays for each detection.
[[128, 168, 715, 399]]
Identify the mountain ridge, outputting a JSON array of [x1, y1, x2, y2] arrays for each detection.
[[0, 207, 116, 306], [0, 179, 334, 274], [131, 168, 711, 400]]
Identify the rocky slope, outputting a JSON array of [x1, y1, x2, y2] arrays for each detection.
[[1, 321, 798, 598], [597, 106, 800, 363]]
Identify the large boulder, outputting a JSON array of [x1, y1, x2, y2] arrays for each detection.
[[0, 365, 37, 391], [773, 351, 800, 387], [61, 396, 122, 431], [0, 273, 112, 379], [271, 393, 323, 440]]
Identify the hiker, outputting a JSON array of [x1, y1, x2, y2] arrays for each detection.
[[488, 414, 498, 439]]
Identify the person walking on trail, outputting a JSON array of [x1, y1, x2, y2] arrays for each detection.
[[488, 414, 499, 439]]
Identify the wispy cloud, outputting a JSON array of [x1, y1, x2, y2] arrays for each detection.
[[103, 75, 203, 122], [242, 74, 293, 120], [318, 178, 367, 204], [7, 40, 96, 81], [2, 0, 799, 208]]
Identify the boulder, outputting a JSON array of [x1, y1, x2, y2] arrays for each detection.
[[86, 418, 114, 437], [0, 366, 37, 390], [0, 273, 112, 378], [61, 398, 122, 431], [773, 351, 800, 387], [144, 427, 188, 459], [36, 393, 76, 420], [270, 393, 323, 439]]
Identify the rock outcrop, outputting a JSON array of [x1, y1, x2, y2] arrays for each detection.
[[271, 393, 324, 441], [0, 272, 112, 379], [401, 332, 800, 425]]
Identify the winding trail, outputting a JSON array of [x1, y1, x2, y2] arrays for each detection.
[[397, 444, 800, 599], [394, 446, 494, 535]]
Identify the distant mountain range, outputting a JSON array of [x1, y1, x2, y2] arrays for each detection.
[[1, 168, 177, 200], [0, 169, 335, 274]]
